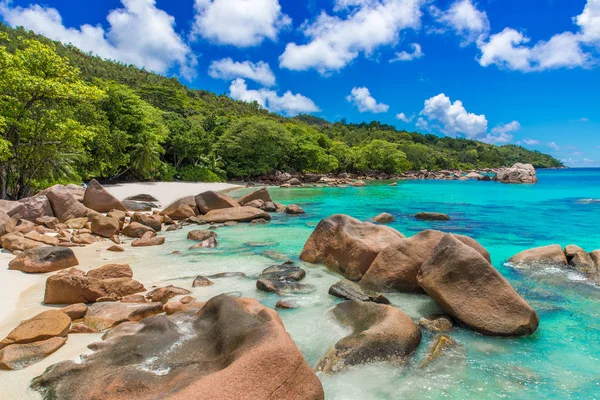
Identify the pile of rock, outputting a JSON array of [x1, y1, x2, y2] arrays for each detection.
[[300, 214, 539, 338]]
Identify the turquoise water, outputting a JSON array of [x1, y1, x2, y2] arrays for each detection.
[[120, 169, 600, 399]]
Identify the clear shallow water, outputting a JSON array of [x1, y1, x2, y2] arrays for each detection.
[[6, 169, 600, 399]]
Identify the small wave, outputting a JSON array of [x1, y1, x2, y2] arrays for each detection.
[[576, 198, 600, 204]]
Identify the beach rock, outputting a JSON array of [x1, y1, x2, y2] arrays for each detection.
[[18, 195, 54, 222], [275, 300, 297, 309], [259, 264, 306, 282], [256, 279, 316, 295], [106, 245, 124, 252], [565, 244, 586, 261], [124, 194, 159, 202], [131, 232, 165, 247], [189, 237, 217, 248], [261, 201, 278, 212], [209, 272, 247, 279], [316, 301, 421, 373], [192, 276, 214, 287], [44, 185, 91, 222], [60, 303, 88, 321], [71, 233, 98, 245], [0, 310, 70, 349], [195, 191, 239, 214], [146, 285, 191, 304], [0, 210, 15, 237], [419, 315, 453, 332], [300, 214, 405, 281], [132, 212, 162, 231], [236, 187, 272, 206], [83, 179, 126, 213], [328, 280, 390, 304], [509, 244, 568, 267], [65, 217, 87, 229], [360, 230, 490, 293], [121, 294, 147, 303], [87, 264, 133, 280], [201, 206, 271, 223], [244, 199, 265, 209], [83, 301, 164, 331], [187, 230, 217, 242], [69, 324, 99, 334], [88, 213, 120, 238], [418, 234, 539, 336], [160, 196, 198, 220], [0, 199, 26, 220], [164, 298, 206, 315], [465, 172, 483, 179], [352, 180, 366, 187], [1, 232, 42, 252], [590, 250, 600, 268], [251, 218, 268, 225], [0, 337, 67, 370], [123, 200, 156, 212], [415, 212, 450, 221], [35, 216, 59, 229], [494, 163, 537, 184], [389, 182, 398, 186], [122, 221, 154, 238], [570, 251, 599, 279], [373, 213, 395, 223], [9, 246, 78, 273], [32, 295, 324, 399], [14, 219, 35, 235], [287, 178, 302, 186], [285, 204, 305, 215], [107, 209, 127, 226], [24, 230, 59, 246]]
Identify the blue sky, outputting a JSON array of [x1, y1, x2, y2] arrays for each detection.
[[1, 0, 599, 166]]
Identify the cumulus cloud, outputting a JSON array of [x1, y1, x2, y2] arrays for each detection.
[[390, 43, 424, 62], [0, 0, 197, 78], [431, 0, 489, 44], [279, 0, 424, 74], [191, 0, 290, 47], [346, 87, 389, 113], [417, 93, 488, 138], [483, 120, 521, 144], [396, 112, 415, 123], [208, 58, 276, 86], [477, 0, 600, 72], [229, 78, 320, 116], [548, 142, 560, 151], [523, 138, 540, 145], [491, 121, 521, 135]]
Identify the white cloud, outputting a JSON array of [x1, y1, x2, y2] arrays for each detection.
[[571, 117, 591, 122], [390, 43, 424, 62], [208, 58, 276, 86], [396, 112, 415, 122], [477, 0, 599, 72], [548, 142, 560, 151], [279, 0, 424, 74], [192, 0, 290, 47], [523, 138, 540, 145], [229, 78, 320, 116], [483, 120, 521, 144], [0, 0, 197, 78], [417, 93, 488, 139], [491, 121, 521, 135], [346, 87, 389, 113], [431, 0, 489, 44]]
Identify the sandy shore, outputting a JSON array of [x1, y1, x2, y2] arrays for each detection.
[[104, 181, 241, 206]]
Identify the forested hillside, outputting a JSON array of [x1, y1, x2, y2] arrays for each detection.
[[0, 24, 562, 199]]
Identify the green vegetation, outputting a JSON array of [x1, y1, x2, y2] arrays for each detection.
[[0, 24, 562, 199]]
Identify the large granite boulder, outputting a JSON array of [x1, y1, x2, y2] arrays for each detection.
[[9, 246, 79, 273], [0, 310, 70, 349], [509, 244, 568, 267], [0, 199, 26, 219], [194, 190, 239, 214], [160, 196, 198, 220], [316, 301, 421, 373], [83, 301, 164, 331], [131, 212, 162, 231], [0, 232, 42, 252], [89, 213, 120, 238], [44, 185, 91, 222], [18, 195, 54, 222], [300, 214, 405, 281], [494, 163, 538, 184], [201, 206, 271, 223], [83, 179, 126, 213], [360, 230, 490, 293], [236, 187, 272, 206], [0, 210, 15, 236], [121, 222, 154, 238], [0, 337, 66, 370], [86, 264, 132, 280], [31, 295, 324, 400], [418, 234, 539, 336]]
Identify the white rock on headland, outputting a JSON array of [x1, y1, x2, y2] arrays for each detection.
[[494, 163, 538, 184]]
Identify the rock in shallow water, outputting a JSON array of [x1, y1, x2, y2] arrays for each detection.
[[328, 279, 390, 304], [31, 295, 324, 400], [256, 279, 316, 295], [415, 212, 450, 221]]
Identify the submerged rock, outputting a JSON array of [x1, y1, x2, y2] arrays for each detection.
[[259, 263, 306, 282], [192, 276, 214, 287], [285, 204, 305, 215], [256, 279, 316, 295], [316, 301, 421, 373], [187, 230, 217, 241], [131, 232, 165, 247], [418, 234, 539, 337], [328, 280, 390, 304], [300, 214, 405, 281], [420, 335, 457, 368], [372, 213, 395, 223], [509, 244, 568, 267], [419, 315, 454, 332], [9, 246, 79, 274], [32, 295, 324, 399], [415, 212, 450, 221]]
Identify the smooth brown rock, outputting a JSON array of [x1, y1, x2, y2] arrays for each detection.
[[36, 216, 59, 229], [316, 301, 421, 373], [360, 230, 491, 293], [275, 300, 297, 309], [87, 264, 133, 280], [125, 194, 159, 202], [83, 179, 127, 213], [9, 246, 78, 273], [236, 187, 272, 206], [120, 294, 147, 303], [106, 245, 125, 252], [187, 230, 217, 241], [146, 285, 191, 304], [285, 204, 305, 215], [494, 163, 537, 184], [45, 185, 91, 222], [0, 310, 70, 349], [132, 212, 162, 231], [19, 195, 54, 222], [65, 217, 88, 229], [415, 212, 450, 221], [300, 214, 405, 281], [590, 250, 600, 268], [195, 191, 239, 214], [509, 244, 568, 267], [192, 276, 214, 287], [164, 298, 206, 315], [570, 251, 599, 279], [89, 213, 120, 238], [14, 219, 36, 234], [372, 213, 395, 223], [32, 295, 324, 400], [83, 301, 164, 331], [352, 180, 366, 187], [418, 234, 539, 336], [121, 222, 154, 238], [328, 279, 390, 304], [201, 206, 272, 223], [419, 315, 453, 332], [189, 237, 217, 248], [0, 337, 67, 370], [24, 230, 59, 246], [131, 232, 165, 247], [71, 233, 98, 245], [0, 210, 15, 237], [1, 232, 42, 252], [69, 324, 99, 334], [160, 196, 198, 220], [0, 199, 26, 219], [244, 199, 265, 209]]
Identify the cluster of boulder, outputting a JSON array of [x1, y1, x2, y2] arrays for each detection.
[[509, 243, 600, 281]]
